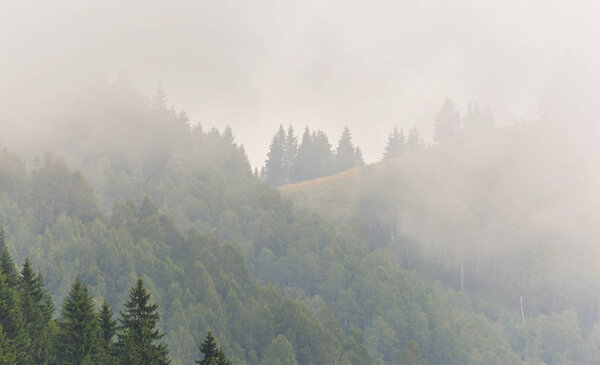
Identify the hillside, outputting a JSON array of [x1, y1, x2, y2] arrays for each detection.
[[1, 83, 599, 364], [281, 120, 600, 325]]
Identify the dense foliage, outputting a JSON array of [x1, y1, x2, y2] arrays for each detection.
[[0, 81, 595, 364]]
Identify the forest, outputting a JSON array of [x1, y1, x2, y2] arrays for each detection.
[[0, 79, 597, 365]]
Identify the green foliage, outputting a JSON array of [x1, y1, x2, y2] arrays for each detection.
[[116, 279, 169, 365], [18, 258, 53, 364], [0, 82, 591, 365], [262, 335, 297, 365], [196, 331, 231, 365], [98, 299, 117, 364], [0, 324, 16, 365], [57, 278, 100, 364]]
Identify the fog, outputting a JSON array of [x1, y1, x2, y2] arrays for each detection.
[[2, 0, 599, 166]]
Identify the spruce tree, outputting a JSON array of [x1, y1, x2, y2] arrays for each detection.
[[196, 331, 231, 365], [433, 98, 460, 144], [0, 228, 17, 288], [0, 274, 30, 364], [311, 130, 334, 178], [57, 278, 100, 364], [292, 127, 313, 182], [335, 126, 358, 172], [265, 125, 287, 186], [355, 147, 364, 166], [99, 300, 116, 346], [383, 127, 405, 160], [152, 83, 167, 110], [18, 258, 53, 364], [116, 279, 169, 365], [283, 126, 298, 184]]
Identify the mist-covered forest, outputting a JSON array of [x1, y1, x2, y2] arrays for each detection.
[[0, 78, 596, 364], [2, 1, 600, 364]]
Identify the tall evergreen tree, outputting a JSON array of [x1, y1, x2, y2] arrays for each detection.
[[355, 147, 365, 166], [56, 278, 100, 365], [335, 126, 358, 172], [152, 83, 167, 110], [0, 228, 17, 288], [116, 279, 169, 365], [264, 125, 287, 186], [292, 127, 313, 182], [18, 258, 53, 364], [433, 98, 460, 144], [311, 130, 335, 178], [98, 299, 117, 364], [383, 127, 405, 160], [195, 331, 231, 365], [0, 274, 30, 364], [283, 126, 298, 184]]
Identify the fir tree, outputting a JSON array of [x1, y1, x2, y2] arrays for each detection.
[[355, 147, 364, 166], [0, 227, 18, 289], [311, 130, 335, 178], [18, 258, 53, 364], [98, 299, 117, 364], [195, 331, 231, 365], [116, 279, 169, 365], [283, 126, 298, 184], [99, 299, 117, 346], [57, 278, 100, 364], [433, 98, 460, 144], [335, 126, 358, 172], [265, 125, 287, 186], [0, 274, 30, 364], [292, 127, 313, 182], [383, 127, 405, 160], [152, 83, 167, 110]]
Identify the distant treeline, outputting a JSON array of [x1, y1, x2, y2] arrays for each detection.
[[259, 98, 493, 185]]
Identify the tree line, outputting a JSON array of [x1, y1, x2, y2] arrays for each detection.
[[259, 98, 492, 186]]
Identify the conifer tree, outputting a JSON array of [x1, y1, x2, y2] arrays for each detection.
[[116, 279, 169, 365], [433, 98, 460, 144], [355, 147, 364, 166], [99, 299, 116, 345], [335, 126, 358, 172], [98, 299, 117, 364], [283, 126, 298, 184], [311, 130, 335, 178], [195, 331, 231, 365], [152, 83, 167, 110], [18, 258, 53, 364], [265, 125, 287, 186], [0, 228, 17, 287], [0, 274, 30, 364], [292, 127, 313, 182], [56, 278, 100, 364], [383, 127, 405, 160]]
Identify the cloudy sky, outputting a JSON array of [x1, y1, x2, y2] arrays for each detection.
[[1, 0, 598, 165]]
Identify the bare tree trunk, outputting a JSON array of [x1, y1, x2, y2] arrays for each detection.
[[520, 296, 525, 323]]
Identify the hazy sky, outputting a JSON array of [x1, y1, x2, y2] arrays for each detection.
[[1, 0, 599, 166]]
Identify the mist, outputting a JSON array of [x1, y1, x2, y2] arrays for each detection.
[[2, 0, 599, 166], [1, 1, 600, 364]]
